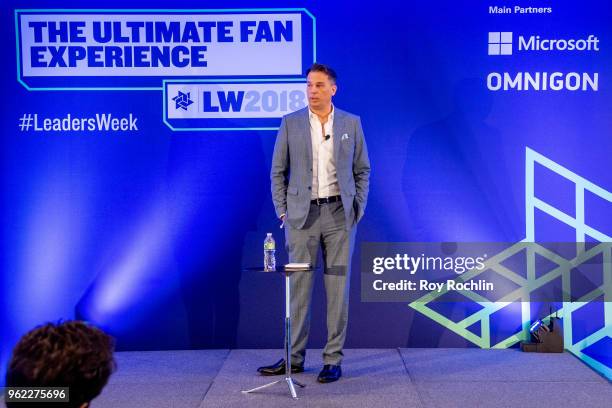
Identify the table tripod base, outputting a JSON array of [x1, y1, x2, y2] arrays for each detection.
[[242, 268, 309, 400], [242, 377, 305, 400]]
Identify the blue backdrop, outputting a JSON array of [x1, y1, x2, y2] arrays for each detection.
[[2, 0, 611, 381]]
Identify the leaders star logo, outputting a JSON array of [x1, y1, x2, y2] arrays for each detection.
[[172, 91, 194, 111]]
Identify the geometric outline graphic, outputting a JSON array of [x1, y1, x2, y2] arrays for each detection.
[[409, 147, 611, 380], [526, 147, 611, 379]]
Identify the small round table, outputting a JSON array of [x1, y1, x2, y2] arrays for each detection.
[[241, 266, 313, 400]]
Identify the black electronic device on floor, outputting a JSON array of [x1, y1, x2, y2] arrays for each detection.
[[520, 316, 564, 353]]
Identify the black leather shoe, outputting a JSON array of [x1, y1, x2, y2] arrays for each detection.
[[317, 364, 342, 383], [257, 359, 304, 376]]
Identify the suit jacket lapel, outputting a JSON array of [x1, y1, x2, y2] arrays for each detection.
[[332, 109, 345, 164], [301, 108, 313, 165]]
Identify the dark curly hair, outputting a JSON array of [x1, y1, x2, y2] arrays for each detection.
[[5, 321, 116, 408]]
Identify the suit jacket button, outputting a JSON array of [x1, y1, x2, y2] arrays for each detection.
[[308, 186, 311, 190]]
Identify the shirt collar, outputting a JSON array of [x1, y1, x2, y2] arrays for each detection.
[[309, 104, 335, 122]]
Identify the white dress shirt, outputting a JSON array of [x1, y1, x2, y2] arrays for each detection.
[[309, 106, 340, 199]]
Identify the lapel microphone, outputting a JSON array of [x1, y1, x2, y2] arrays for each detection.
[[324, 134, 331, 141]]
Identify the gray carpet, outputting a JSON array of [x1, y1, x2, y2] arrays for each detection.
[[398, 348, 606, 382], [94, 349, 229, 408], [200, 348, 423, 408], [399, 348, 611, 408], [3, 348, 608, 407]]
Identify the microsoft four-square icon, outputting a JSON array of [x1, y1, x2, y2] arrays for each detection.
[[488, 32, 512, 55]]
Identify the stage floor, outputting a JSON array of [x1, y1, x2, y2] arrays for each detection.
[[15, 348, 612, 407]]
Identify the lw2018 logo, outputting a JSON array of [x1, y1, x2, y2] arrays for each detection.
[[164, 81, 307, 131]]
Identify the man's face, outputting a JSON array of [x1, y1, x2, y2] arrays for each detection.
[[307, 71, 337, 111]]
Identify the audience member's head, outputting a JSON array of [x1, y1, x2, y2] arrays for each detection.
[[5, 320, 116, 408]]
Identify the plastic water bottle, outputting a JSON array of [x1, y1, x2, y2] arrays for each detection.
[[264, 233, 276, 271]]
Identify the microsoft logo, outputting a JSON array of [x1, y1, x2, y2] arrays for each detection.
[[488, 32, 513, 55]]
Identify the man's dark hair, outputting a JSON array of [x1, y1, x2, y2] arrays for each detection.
[[306, 63, 337, 84], [5, 321, 116, 408]]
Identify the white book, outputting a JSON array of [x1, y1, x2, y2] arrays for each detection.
[[285, 263, 311, 270]]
